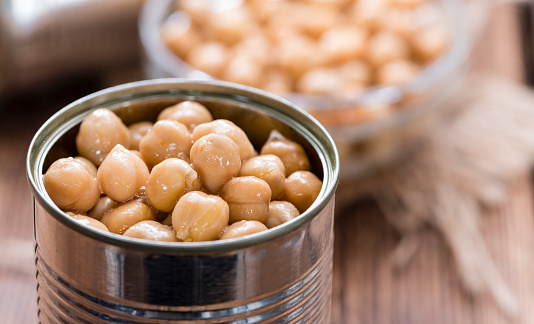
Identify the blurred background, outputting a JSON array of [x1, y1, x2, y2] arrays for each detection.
[[1, 0, 534, 323]]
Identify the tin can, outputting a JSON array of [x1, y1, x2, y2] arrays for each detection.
[[27, 80, 340, 323]]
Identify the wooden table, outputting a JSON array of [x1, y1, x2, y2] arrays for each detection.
[[0, 4, 531, 324]]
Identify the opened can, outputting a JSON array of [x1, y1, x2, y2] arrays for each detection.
[[27, 79, 339, 323]]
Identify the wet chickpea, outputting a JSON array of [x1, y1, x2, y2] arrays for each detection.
[[220, 176, 272, 224], [157, 101, 213, 130], [97, 144, 149, 202], [266, 201, 300, 229], [123, 220, 178, 242], [260, 136, 310, 176], [128, 121, 153, 151], [88, 196, 118, 221], [139, 119, 193, 169], [44, 157, 100, 212], [75, 108, 130, 166], [219, 220, 268, 240], [73, 156, 98, 178], [238, 154, 286, 199], [172, 191, 229, 241], [69, 214, 109, 232], [146, 158, 201, 213], [192, 119, 256, 161], [190, 133, 241, 193], [283, 171, 323, 213], [101, 200, 156, 235]]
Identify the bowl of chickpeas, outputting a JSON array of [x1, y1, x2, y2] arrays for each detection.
[[27, 79, 339, 322], [140, 0, 470, 178]]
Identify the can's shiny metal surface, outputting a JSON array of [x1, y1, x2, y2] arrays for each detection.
[[27, 79, 340, 323]]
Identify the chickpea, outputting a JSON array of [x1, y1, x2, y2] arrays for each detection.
[[389, 0, 425, 8], [223, 54, 264, 88], [338, 60, 372, 86], [275, 35, 323, 79], [238, 154, 286, 199], [207, 7, 256, 45], [128, 121, 153, 151], [139, 119, 193, 169], [376, 59, 420, 86], [123, 220, 178, 242], [43, 157, 100, 212], [364, 31, 410, 68], [97, 144, 149, 202], [69, 214, 109, 232], [172, 191, 229, 241], [192, 119, 256, 161], [233, 33, 271, 64], [260, 135, 310, 176], [411, 24, 450, 63], [73, 156, 97, 178], [146, 158, 201, 213], [296, 68, 345, 95], [266, 201, 300, 229], [262, 69, 293, 94], [377, 7, 416, 37], [348, 0, 387, 29], [186, 41, 229, 78], [161, 12, 200, 58], [157, 101, 213, 130], [220, 176, 272, 224], [318, 26, 368, 64], [292, 3, 338, 37], [178, 0, 210, 26], [190, 133, 241, 193], [75, 108, 130, 166], [283, 171, 323, 213], [219, 220, 268, 240], [88, 196, 118, 221], [101, 200, 156, 235]]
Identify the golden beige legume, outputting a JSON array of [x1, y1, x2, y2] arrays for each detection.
[[43, 157, 101, 212], [97, 144, 150, 202], [44, 101, 322, 242], [220, 176, 272, 224], [172, 191, 229, 242], [76, 108, 131, 166], [123, 220, 178, 242], [283, 171, 323, 213], [190, 133, 241, 194], [219, 220, 268, 240]]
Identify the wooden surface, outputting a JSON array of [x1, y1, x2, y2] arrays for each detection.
[[0, 4, 531, 324]]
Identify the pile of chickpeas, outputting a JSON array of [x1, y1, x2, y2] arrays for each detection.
[[161, 0, 451, 125], [43, 101, 322, 242]]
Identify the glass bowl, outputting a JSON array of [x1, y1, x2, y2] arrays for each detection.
[[139, 0, 472, 180]]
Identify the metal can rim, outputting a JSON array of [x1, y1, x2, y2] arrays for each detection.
[[27, 78, 340, 253]]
